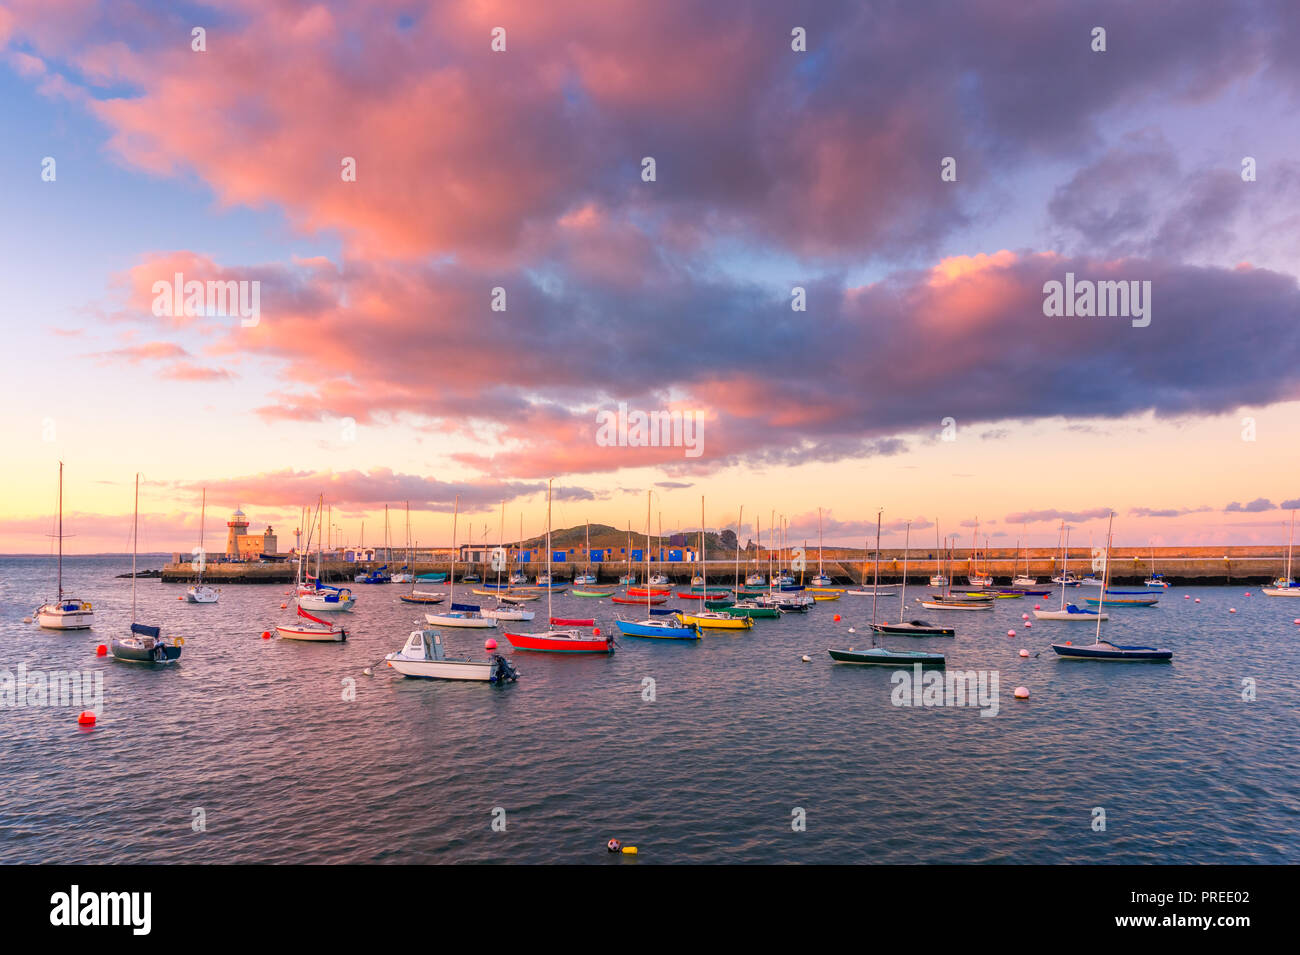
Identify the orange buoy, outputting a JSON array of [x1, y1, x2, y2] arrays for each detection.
[[280, 602, 287, 609], [177, 595, 183, 600], [77, 711, 96, 726], [261, 630, 272, 640], [485, 638, 498, 650], [833, 614, 841, 622], [593, 627, 601, 636], [95, 644, 107, 656]]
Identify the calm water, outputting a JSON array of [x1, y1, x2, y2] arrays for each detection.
[[2, 555, 1297, 864]]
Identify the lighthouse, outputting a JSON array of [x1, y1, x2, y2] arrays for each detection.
[[226, 506, 249, 556]]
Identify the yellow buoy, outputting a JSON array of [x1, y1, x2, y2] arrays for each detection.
[[621, 846, 637, 855]]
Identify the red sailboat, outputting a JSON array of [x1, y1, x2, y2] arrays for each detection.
[[613, 594, 665, 604], [276, 604, 347, 642], [504, 480, 614, 655]]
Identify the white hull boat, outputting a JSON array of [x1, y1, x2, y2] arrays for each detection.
[[425, 611, 497, 628], [186, 584, 219, 603], [276, 622, 347, 641], [298, 589, 356, 612], [385, 630, 518, 682], [1033, 606, 1109, 621], [37, 602, 94, 630], [482, 606, 536, 622]]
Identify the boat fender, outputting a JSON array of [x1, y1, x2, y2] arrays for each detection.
[[85, 603, 92, 610], [175, 636, 185, 646], [607, 839, 621, 853]]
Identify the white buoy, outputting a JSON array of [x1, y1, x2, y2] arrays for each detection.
[[1018, 649, 1029, 658], [801, 655, 811, 663], [1014, 686, 1030, 699], [362, 667, 372, 676], [847, 627, 856, 633]]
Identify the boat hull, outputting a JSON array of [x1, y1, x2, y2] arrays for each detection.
[[615, 619, 701, 640], [1033, 608, 1109, 621], [920, 600, 992, 611], [1084, 596, 1159, 607], [185, 586, 219, 603], [36, 605, 94, 630], [1051, 642, 1172, 661], [276, 624, 346, 641], [398, 593, 445, 604], [503, 630, 614, 653], [870, 622, 955, 637], [677, 613, 753, 630], [424, 613, 496, 628], [828, 648, 945, 666], [298, 594, 355, 612], [387, 657, 496, 680], [110, 638, 182, 662]]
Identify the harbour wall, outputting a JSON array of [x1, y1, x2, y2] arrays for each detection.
[[160, 545, 1292, 585]]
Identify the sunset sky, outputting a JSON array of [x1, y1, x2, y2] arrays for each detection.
[[1, 0, 1298, 554]]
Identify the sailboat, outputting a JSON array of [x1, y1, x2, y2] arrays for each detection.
[[277, 603, 348, 641], [966, 518, 992, 587], [617, 492, 701, 639], [843, 524, 898, 597], [34, 462, 94, 630], [871, 521, 954, 636], [1034, 523, 1107, 621], [1011, 525, 1037, 588], [399, 502, 446, 604], [810, 507, 832, 587], [299, 498, 357, 612], [928, 520, 948, 588], [483, 501, 536, 621], [724, 505, 781, 618], [829, 510, 945, 665], [678, 496, 753, 630], [922, 537, 994, 611], [111, 473, 183, 663], [425, 497, 496, 628], [391, 507, 414, 584], [1142, 541, 1169, 588], [1262, 511, 1298, 597], [505, 481, 614, 652], [1051, 513, 1171, 661], [185, 488, 219, 603], [573, 520, 598, 585]]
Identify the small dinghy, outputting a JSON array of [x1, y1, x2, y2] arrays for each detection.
[[549, 616, 595, 627], [627, 587, 671, 597], [277, 605, 347, 641], [870, 619, 955, 637], [417, 572, 448, 583], [498, 592, 540, 603], [355, 566, 392, 584], [828, 646, 945, 666], [920, 599, 993, 611], [614, 594, 664, 605], [386, 629, 519, 682], [572, 589, 610, 598], [1084, 591, 1159, 607]]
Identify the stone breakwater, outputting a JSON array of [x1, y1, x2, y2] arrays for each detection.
[[160, 545, 1292, 585]]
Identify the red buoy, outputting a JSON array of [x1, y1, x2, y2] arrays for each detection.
[[261, 630, 272, 640], [77, 711, 96, 726], [95, 644, 107, 657], [485, 638, 498, 650], [833, 614, 841, 622], [593, 627, 601, 636]]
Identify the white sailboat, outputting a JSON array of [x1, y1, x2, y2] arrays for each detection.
[[111, 474, 184, 663], [298, 497, 356, 612], [1034, 522, 1107, 621], [185, 488, 219, 603], [966, 518, 992, 587], [1011, 523, 1037, 587], [35, 462, 94, 630], [929, 519, 948, 588], [425, 496, 496, 628], [811, 507, 832, 587], [483, 501, 536, 621], [1262, 510, 1299, 596], [574, 520, 598, 585]]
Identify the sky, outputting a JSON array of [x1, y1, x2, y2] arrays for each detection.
[[1, 0, 1298, 554]]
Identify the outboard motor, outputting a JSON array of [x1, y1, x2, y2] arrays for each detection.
[[489, 654, 519, 684]]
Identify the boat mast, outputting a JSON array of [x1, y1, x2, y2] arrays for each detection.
[[449, 496, 458, 603], [496, 500, 505, 593], [818, 507, 824, 575], [1096, 512, 1114, 644], [871, 509, 882, 627], [734, 505, 744, 593], [545, 480, 553, 623], [57, 461, 63, 601], [645, 490, 652, 612], [131, 472, 138, 623], [899, 521, 910, 619], [198, 488, 206, 584], [1058, 521, 1067, 611], [699, 495, 706, 590]]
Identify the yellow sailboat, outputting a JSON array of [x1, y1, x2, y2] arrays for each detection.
[[677, 610, 754, 630]]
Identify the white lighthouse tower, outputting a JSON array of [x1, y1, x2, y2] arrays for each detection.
[[226, 506, 249, 556]]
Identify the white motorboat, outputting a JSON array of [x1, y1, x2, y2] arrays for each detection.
[[35, 462, 94, 630], [385, 629, 518, 682], [186, 585, 219, 604], [650, 573, 671, 586]]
